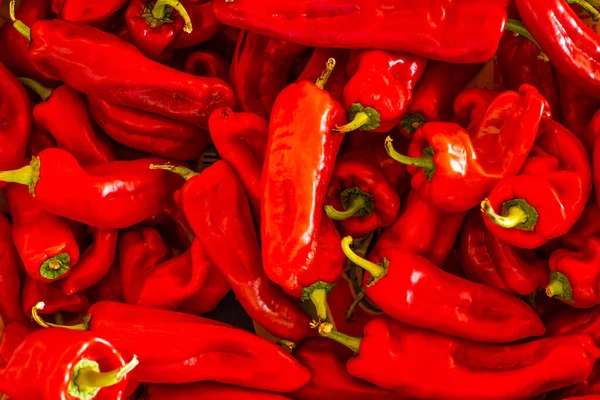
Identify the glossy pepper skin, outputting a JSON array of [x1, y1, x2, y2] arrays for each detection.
[[586, 109, 600, 155], [146, 383, 293, 400], [342, 237, 545, 342], [459, 210, 548, 296], [316, 318, 600, 400], [20, 79, 115, 167], [262, 60, 347, 298], [391, 84, 546, 213], [0, 148, 181, 229], [9, 17, 235, 127], [171, 1, 220, 49], [53, 0, 128, 27], [208, 107, 269, 220], [482, 120, 592, 249], [62, 229, 119, 295], [336, 50, 427, 133], [0, 328, 135, 400], [212, 0, 509, 63], [26, 126, 56, 157], [87, 96, 212, 161], [547, 305, 600, 345], [22, 276, 89, 316], [324, 158, 400, 238], [297, 48, 350, 103], [0, 63, 31, 185], [230, 30, 307, 119], [516, 0, 600, 99], [178, 265, 230, 315], [0, 323, 34, 368], [184, 50, 229, 81], [5, 183, 80, 282], [0, 213, 27, 325]]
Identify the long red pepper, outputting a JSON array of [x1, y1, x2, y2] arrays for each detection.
[[19, 78, 115, 167], [5, 182, 79, 282], [178, 265, 231, 315], [315, 318, 600, 399], [212, 0, 509, 63], [8, 4, 235, 127], [184, 50, 229, 81], [171, 1, 220, 48], [22, 276, 89, 316], [0, 213, 27, 325], [146, 382, 293, 399], [53, 0, 128, 27], [33, 301, 311, 392], [0, 148, 182, 229]]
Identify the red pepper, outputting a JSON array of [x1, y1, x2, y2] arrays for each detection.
[[126, 0, 193, 60], [0, 63, 31, 186], [0, 328, 137, 400], [459, 210, 549, 296], [335, 51, 427, 133], [0, 213, 27, 325], [22, 276, 89, 316], [516, 0, 600, 99], [212, 0, 509, 63], [262, 59, 346, 299], [230, 30, 308, 119], [34, 301, 312, 392], [26, 125, 56, 157], [88, 263, 125, 304], [314, 317, 599, 399], [143, 205, 196, 251], [0, 323, 33, 368], [62, 229, 119, 295], [206, 26, 240, 62], [292, 338, 399, 400], [53, 0, 128, 27], [341, 236, 545, 342], [184, 50, 229, 81], [171, 1, 220, 49], [19, 78, 115, 167], [136, 238, 211, 311], [324, 158, 401, 238], [0, 148, 182, 229], [5, 182, 79, 282], [482, 120, 592, 248], [7, 10, 236, 127], [178, 265, 230, 315], [570, 202, 600, 238], [297, 48, 350, 102], [547, 305, 600, 345], [452, 87, 503, 128], [388, 85, 547, 213], [87, 96, 212, 161], [146, 383, 293, 399], [208, 107, 269, 220], [586, 109, 600, 154]]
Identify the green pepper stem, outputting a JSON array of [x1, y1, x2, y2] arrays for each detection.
[[589, 0, 600, 8], [546, 271, 574, 302], [546, 279, 564, 298], [384, 136, 434, 169], [505, 19, 549, 61], [480, 199, 528, 229], [18, 78, 53, 101], [315, 58, 336, 90], [40, 253, 71, 280], [400, 114, 425, 134], [315, 322, 361, 353], [341, 236, 386, 280], [9, 1, 31, 40], [334, 112, 371, 133], [74, 356, 139, 394], [566, 0, 600, 20], [149, 164, 199, 181], [310, 288, 329, 321], [324, 195, 366, 221], [346, 289, 365, 322], [32, 302, 89, 330], [0, 156, 40, 195], [152, 0, 193, 33]]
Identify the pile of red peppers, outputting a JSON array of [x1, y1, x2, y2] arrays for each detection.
[[4, 0, 600, 398]]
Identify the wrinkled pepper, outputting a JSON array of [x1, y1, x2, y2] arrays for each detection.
[[184, 50, 229, 81], [482, 120, 592, 248], [53, 0, 128, 27], [0, 213, 27, 325], [22, 276, 89, 316], [146, 382, 293, 399], [171, 1, 220, 49], [297, 48, 350, 102]]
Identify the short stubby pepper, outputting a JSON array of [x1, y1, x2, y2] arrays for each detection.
[[482, 120, 592, 249], [0, 213, 27, 325], [387, 85, 547, 212]]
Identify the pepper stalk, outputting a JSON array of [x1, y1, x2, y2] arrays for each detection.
[[341, 236, 388, 286], [480, 198, 539, 231], [312, 321, 362, 354]]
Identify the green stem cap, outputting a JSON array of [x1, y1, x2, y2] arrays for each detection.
[[18, 78, 53, 101], [566, 0, 600, 20], [9, 1, 31, 41], [324, 187, 374, 221], [400, 114, 425, 134], [149, 164, 199, 181], [0, 156, 41, 195], [314, 322, 361, 354], [546, 271, 574, 303], [69, 356, 139, 400], [301, 282, 335, 322], [315, 58, 336, 90], [40, 253, 70, 280], [341, 236, 388, 286], [149, 0, 193, 33], [480, 198, 539, 231], [334, 104, 381, 133], [385, 136, 435, 180]]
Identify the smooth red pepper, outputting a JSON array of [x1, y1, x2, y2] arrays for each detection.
[[0, 213, 27, 325], [5, 182, 79, 282], [19, 78, 115, 167], [88, 264, 125, 304], [87, 96, 211, 161], [388, 85, 547, 213], [208, 107, 269, 220], [452, 87, 503, 128], [171, 1, 220, 49], [482, 120, 592, 248], [146, 383, 293, 399], [0, 328, 137, 400], [26, 126, 56, 158], [297, 48, 350, 102], [324, 158, 400, 238], [0, 323, 33, 368], [212, 0, 509, 63], [0, 148, 182, 229], [22, 276, 89, 316], [8, 11, 236, 126], [341, 236, 545, 342], [230, 30, 308, 119], [178, 265, 231, 315], [62, 229, 119, 295], [184, 50, 229, 81], [53, 0, 128, 27], [314, 317, 599, 399], [459, 210, 548, 296], [335, 51, 427, 133]]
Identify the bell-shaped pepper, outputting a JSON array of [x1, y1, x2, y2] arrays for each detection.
[[341, 236, 545, 343], [22, 276, 89, 317], [178, 265, 230, 316], [0, 213, 27, 325], [171, 1, 221, 49], [459, 210, 549, 296], [387, 84, 547, 212], [19, 78, 115, 167], [297, 48, 350, 102], [184, 50, 229, 81], [146, 382, 293, 399], [313, 317, 600, 400], [53, 0, 128, 27], [324, 158, 400, 238], [334, 50, 427, 133], [482, 120, 592, 248]]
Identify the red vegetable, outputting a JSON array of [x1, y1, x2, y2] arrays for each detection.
[[26, 126, 56, 157], [178, 265, 230, 315], [297, 48, 350, 102], [171, 1, 220, 49], [22, 276, 89, 316], [146, 382, 293, 399], [184, 50, 229, 81], [0, 213, 27, 325], [53, 0, 128, 27]]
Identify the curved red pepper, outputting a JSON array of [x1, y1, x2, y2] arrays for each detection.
[[297, 48, 350, 102], [314, 317, 599, 400], [459, 210, 548, 296], [22, 276, 89, 316], [342, 237, 545, 342], [336, 50, 427, 133], [0, 148, 182, 229], [325, 158, 400, 238], [146, 382, 293, 399], [26, 125, 56, 157], [171, 1, 220, 49], [62, 229, 119, 295], [88, 263, 125, 304], [212, 0, 509, 63], [0, 213, 27, 325], [54, 0, 128, 27], [178, 265, 230, 315], [87, 96, 211, 161], [184, 50, 229, 81], [482, 120, 592, 248], [5, 182, 79, 282], [20, 79, 115, 167]]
